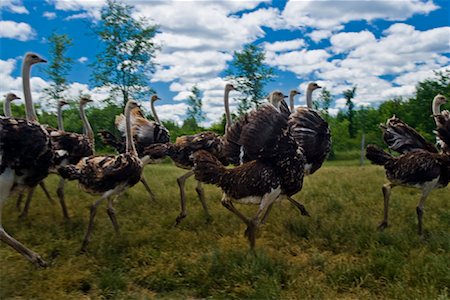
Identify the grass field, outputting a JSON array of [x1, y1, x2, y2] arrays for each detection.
[[1, 162, 449, 299]]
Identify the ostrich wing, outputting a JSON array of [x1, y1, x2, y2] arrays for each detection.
[[50, 131, 93, 165], [381, 116, 437, 154], [288, 107, 331, 175]]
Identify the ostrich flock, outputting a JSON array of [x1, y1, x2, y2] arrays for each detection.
[[1, 52, 449, 268]]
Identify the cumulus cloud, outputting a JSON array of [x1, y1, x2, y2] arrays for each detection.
[[281, 0, 438, 30], [264, 39, 305, 52], [78, 56, 88, 63], [0, 0, 28, 14], [0, 20, 36, 41], [42, 11, 57, 19]]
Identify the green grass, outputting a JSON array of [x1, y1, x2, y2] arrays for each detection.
[[1, 163, 449, 299]]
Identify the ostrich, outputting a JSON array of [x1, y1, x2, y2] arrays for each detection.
[[0, 52, 52, 267], [191, 91, 309, 249], [2, 93, 21, 117], [58, 100, 144, 252], [432, 94, 450, 154], [366, 95, 450, 236], [144, 84, 235, 224], [98, 94, 170, 201]]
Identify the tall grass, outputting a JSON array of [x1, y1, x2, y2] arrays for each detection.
[[1, 163, 449, 299]]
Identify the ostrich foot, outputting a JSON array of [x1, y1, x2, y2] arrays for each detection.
[[377, 221, 388, 231], [175, 212, 187, 226]]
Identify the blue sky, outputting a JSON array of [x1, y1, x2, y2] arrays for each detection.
[[1, 0, 449, 125]]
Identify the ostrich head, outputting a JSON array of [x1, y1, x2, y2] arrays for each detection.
[[126, 100, 140, 111], [225, 83, 235, 92], [151, 94, 161, 102], [268, 90, 287, 109], [307, 82, 321, 92], [58, 99, 69, 107], [24, 52, 47, 65], [4, 93, 21, 102], [433, 94, 447, 106], [290, 89, 300, 96], [80, 95, 93, 106]]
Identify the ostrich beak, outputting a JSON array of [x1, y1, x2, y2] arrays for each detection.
[[40, 58, 47, 63]]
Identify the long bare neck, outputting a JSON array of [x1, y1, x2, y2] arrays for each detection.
[[306, 89, 313, 109], [3, 100, 12, 117], [289, 93, 295, 112], [125, 105, 137, 156], [57, 105, 64, 131], [432, 98, 442, 125], [22, 61, 38, 122], [79, 103, 94, 142], [224, 88, 232, 132], [150, 99, 161, 124]]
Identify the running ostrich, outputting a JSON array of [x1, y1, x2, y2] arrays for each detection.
[[191, 91, 312, 249], [0, 52, 51, 267], [2, 93, 21, 117], [98, 94, 170, 201], [58, 100, 144, 252], [366, 95, 450, 236], [144, 84, 235, 224]]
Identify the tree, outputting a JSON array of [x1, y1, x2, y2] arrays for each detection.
[[343, 86, 357, 138], [314, 87, 333, 118], [90, 0, 158, 106], [42, 33, 73, 103], [226, 44, 275, 114], [185, 85, 205, 126]]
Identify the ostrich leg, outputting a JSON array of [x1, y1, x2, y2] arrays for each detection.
[[56, 178, 70, 220], [106, 196, 120, 234], [416, 187, 432, 237], [18, 186, 36, 219], [16, 192, 24, 211], [1, 171, 47, 267], [287, 197, 310, 216], [175, 170, 194, 225], [81, 194, 108, 252], [378, 183, 393, 230], [195, 181, 212, 222], [140, 176, 157, 203], [39, 181, 55, 205]]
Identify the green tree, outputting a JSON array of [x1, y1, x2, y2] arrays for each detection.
[[226, 44, 275, 114], [185, 85, 205, 126], [343, 86, 357, 138], [90, 0, 158, 106], [42, 33, 73, 103], [314, 87, 333, 118]]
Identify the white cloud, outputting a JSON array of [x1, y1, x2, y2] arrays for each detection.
[[308, 29, 336, 43], [42, 11, 57, 20], [264, 39, 305, 52], [281, 0, 438, 30], [330, 31, 376, 53], [0, 20, 36, 41], [78, 56, 88, 63], [0, 0, 28, 14]]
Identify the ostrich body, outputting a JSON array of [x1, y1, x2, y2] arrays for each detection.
[[366, 95, 450, 236], [144, 84, 235, 224], [98, 95, 170, 201], [192, 93, 307, 249], [0, 53, 51, 267], [58, 100, 143, 252]]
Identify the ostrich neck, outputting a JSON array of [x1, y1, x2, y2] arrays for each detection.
[[3, 100, 12, 117], [57, 105, 64, 131], [306, 89, 313, 109], [79, 103, 94, 142], [22, 62, 38, 122], [151, 100, 161, 124], [289, 94, 295, 112], [224, 89, 231, 132], [125, 105, 137, 156], [432, 99, 442, 125]]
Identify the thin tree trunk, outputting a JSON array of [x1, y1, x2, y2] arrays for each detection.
[[360, 131, 365, 166]]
